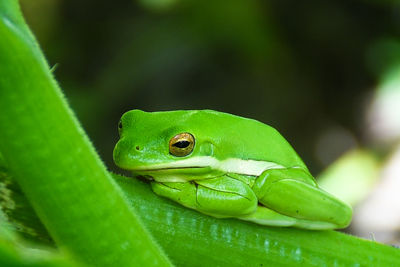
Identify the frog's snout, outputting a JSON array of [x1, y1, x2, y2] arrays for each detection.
[[113, 138, 145, 169]]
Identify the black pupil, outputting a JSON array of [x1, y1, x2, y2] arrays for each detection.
[[173, 140, 190, 148]]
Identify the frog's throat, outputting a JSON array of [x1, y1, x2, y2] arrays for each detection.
[[130, 156, 285, 176]]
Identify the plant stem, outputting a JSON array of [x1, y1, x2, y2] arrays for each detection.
[[3, 160, 400, 266], [0, 1, 171, 266]]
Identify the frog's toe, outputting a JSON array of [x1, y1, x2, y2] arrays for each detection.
[[151, 182, 197, 209]]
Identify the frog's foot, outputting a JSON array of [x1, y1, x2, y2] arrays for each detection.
[[252, 168, 352, 229], [239, 206, 337, 230], [151, 176, 258, 217], [151, 181, 198, 210]]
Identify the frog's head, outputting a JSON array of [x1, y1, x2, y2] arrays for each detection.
[[113, 109, 227, 182], [114, 109, 301, 182]]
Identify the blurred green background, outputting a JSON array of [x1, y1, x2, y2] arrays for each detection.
[[19, 0, 400, 243]]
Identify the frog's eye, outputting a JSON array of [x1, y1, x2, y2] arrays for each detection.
[[169, 133, 195, 157]]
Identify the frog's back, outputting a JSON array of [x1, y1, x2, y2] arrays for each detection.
[[188, 110, 308, 170]]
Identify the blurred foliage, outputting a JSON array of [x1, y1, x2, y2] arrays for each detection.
[[19, 0, 400, 175], [318, 149, 380, 206]]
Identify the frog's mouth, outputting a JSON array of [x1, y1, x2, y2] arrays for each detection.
[[133, 166, 206, 172], [128, 156, 217, 172], [131, 165, 216, 182]]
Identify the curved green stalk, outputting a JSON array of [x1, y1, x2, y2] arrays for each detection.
[[0, 1, 171, 266], [3, 167, 399, 266]]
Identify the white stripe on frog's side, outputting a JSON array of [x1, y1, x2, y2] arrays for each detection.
[[219, 158, 285, 176], [131, 156, 285, 176]]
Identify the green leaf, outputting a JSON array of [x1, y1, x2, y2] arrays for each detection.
[[0, 1, 171, 266], [2, 157, 400, 266], [115, 174, 400, 266]]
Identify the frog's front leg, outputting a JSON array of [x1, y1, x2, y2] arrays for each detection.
[[252, 168, 352, 229], [151, 176, 258, 217]]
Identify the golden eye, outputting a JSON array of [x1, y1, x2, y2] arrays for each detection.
[[169, 133, 195, 157]]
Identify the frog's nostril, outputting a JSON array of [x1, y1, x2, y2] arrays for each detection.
[[135, 145, 140, 151]]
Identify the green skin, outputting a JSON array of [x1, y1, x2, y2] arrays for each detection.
[[113, 110, 352, 230]]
